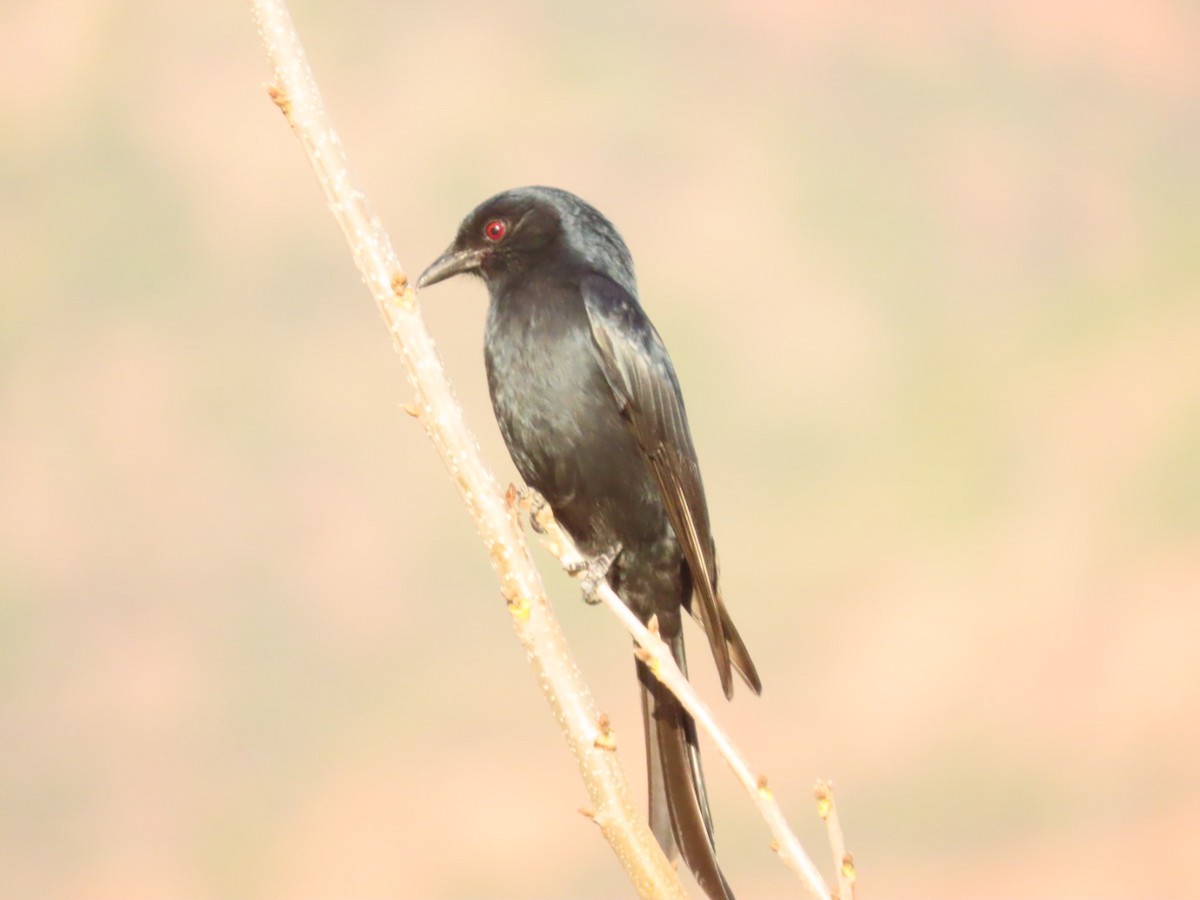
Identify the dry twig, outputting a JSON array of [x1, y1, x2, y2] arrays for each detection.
[[815, 780, 856, 900], [529, 501, 833, 900]]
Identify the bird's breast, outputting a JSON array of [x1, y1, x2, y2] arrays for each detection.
[[484, 286, 666, 551]]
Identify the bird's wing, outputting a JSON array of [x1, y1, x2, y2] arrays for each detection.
[[581, 274, 739, 697]]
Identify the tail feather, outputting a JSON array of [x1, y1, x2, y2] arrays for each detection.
[[639, 643, 735, 900], [720, 606, 762, 696]]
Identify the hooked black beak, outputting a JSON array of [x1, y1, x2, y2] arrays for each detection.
[[417, 246, 484, 289]]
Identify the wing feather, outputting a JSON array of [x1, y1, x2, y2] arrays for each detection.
[[581, 274, 736, 696]]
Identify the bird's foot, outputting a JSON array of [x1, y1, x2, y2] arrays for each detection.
[[570, 544, 622, 605], [516, 486, 551, 534]]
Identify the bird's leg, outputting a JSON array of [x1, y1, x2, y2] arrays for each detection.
[[518, 485, 617, 602], [570, 543, 622, 606]]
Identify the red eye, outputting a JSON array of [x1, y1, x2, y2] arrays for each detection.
[[484, 219, 507, 242]]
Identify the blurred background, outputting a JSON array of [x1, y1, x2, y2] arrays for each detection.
[[2, 0, 1199, 897]]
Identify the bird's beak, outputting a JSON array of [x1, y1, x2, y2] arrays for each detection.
[[417, 245, 484, 289]]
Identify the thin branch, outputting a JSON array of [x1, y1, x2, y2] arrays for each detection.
[[530, 502, 833, 900], [815, 781, 856, 900], [247, 2, 685, 897]]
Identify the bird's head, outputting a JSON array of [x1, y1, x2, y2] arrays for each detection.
[[417, 186, 636, 294]]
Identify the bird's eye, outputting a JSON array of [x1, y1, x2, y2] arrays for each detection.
[[483, 219, 507, 242]]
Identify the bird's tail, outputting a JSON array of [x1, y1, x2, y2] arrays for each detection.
[[639, 634, 735, 900]]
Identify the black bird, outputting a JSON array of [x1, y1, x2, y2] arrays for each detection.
[[418, 186, 761, 900]]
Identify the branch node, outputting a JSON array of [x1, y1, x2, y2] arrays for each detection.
[[814, 780, 833, 820], [391, 270, 409, 296], [756, 775, 772, 800], [840, 853, 856, 884], [504, 591, 531, 622], [401, 402, 420, 418], [593, 713, 618, 752], [265, 81, 291, 117]]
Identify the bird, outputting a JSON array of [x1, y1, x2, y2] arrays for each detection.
[[418, 186, 761, 900]]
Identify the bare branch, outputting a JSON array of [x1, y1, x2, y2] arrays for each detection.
[[529, 502, 833, 900], [247, 1, 685, 896], [815, 781, 856, 900]]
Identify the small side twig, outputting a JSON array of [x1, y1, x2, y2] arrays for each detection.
[[815, 780, 856, 900], [528, 498, 834, 900]]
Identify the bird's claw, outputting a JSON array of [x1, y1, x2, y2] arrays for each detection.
[[574, 544, 621, 605], [517, 487, 550, 534]]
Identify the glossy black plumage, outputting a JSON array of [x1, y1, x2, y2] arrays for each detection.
[[418, 186, 760, 900]]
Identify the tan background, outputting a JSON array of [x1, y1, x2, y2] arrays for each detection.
[[2, 1, 1199, 897]]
